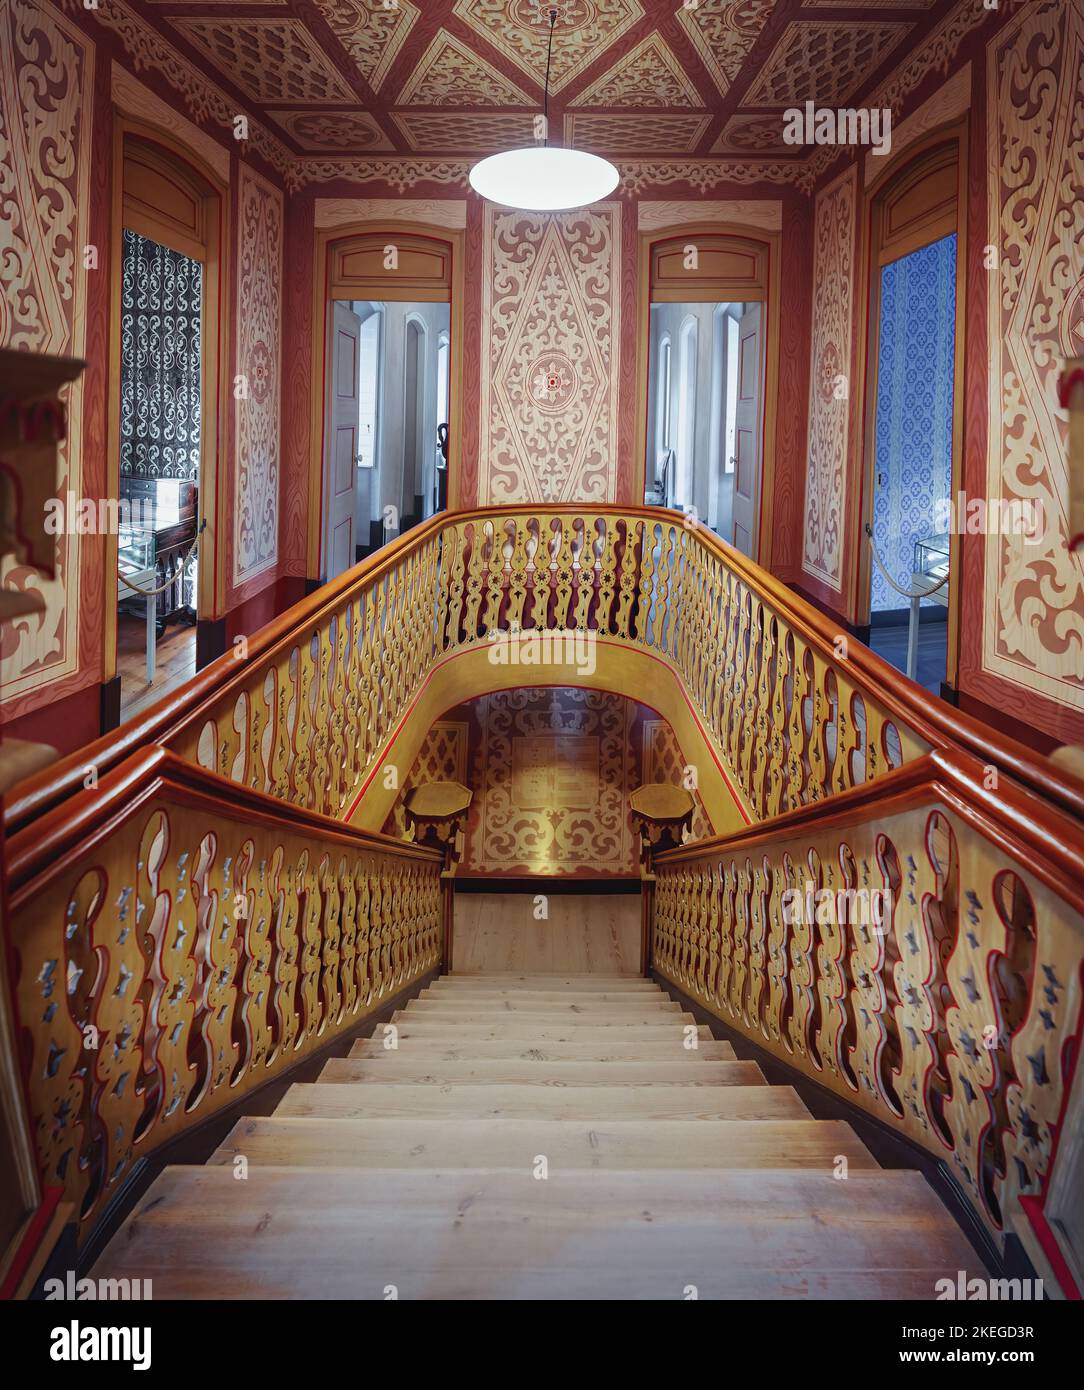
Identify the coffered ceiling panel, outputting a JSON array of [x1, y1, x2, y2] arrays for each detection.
[[565, 112, 712, 154], [742, 20, 912, 108], [569, 33, 703, 109], [452, 0, 645, 94], [131, 1, 955, 159], [393, 111, 541, 154], [677, 0, 778, 98], [398, 31, 534, 106], [311, 0, 420, 93], [267, 109, 393, 152], [170, 18, 356, 104]]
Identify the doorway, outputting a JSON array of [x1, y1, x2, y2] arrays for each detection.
[[866, 234, 957, 693], [638, 227, 778, 562], [860, 135, 964, 697], [317, 226, 461, 584], [325, 299, 450, 576], [644, 300, 762, 552], [109, 132, 224, 725]]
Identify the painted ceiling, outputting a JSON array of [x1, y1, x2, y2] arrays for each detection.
[[131, 0, 950, 159]]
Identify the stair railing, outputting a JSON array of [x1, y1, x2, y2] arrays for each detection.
[[8, 507, 1080, 836], [645, 743, 1084, 1287], [4, 748, 445, 1237]]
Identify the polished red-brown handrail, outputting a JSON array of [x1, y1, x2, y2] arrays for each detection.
[[3, 512, 450, 834], [5, 746, 442, 899]]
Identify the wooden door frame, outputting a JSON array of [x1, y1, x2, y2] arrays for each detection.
[[308, 221, 465, 580], [104, 115, 229, 689], [853, 121, 969, 688], [632, 222, 781, 564]]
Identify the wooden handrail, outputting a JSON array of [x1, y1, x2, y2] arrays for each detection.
[[2, 512, 450, 833], [654, 746, 1084, 920], [6, 746, 441, 902]]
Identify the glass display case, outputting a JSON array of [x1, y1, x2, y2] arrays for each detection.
[[117, 522, 155, 582], [913, 532, 950, 606]]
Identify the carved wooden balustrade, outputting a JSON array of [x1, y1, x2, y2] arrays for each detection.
[[648, 747, 1084, 1261], [8, 507, 1081, 837], [4, 749, 443, 1237]]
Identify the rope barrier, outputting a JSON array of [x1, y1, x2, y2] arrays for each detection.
[[117, 520, 205, 598], [863, 523, 948, 601]]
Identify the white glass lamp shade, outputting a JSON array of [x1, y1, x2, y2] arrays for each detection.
[[469, 146, 620, 211]]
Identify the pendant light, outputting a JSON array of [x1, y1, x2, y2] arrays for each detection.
[[468, 7, 619, 212]]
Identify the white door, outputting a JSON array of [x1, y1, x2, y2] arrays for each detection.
[[325, 302, 361, 580], [730, 303, 763, 560]]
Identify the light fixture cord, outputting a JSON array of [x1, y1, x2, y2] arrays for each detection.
[[543, 7, 557, 146]]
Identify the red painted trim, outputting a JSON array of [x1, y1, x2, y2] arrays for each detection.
[[0, 1185, 63, 1301], [343, 636, 754, 826], [1057, 367, 1084, 409], [1018, 1197, 1081, 1300]]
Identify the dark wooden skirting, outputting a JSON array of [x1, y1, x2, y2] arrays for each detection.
[[98, 674, 121, 735], [52, 965, 440, 1284], [455, 876, 642, 895], [195, 615, 226, 669], [653, 971, 1040, 1288]]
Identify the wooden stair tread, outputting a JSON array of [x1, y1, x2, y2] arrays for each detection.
[[92, 1166, 984, 1300], [318, 1057, 765, 1086], [372, 1022, 713, 1041], [210, 1116, 879, 1171], [403, 1006, 678, 1017], [422, 988, 665, 1003], [445, 974, 653, 988], [349, 1037, 737, 1061], [275, 1081, 809, 1122]]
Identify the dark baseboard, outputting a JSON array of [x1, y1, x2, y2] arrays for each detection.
[[195, 615, 227, 669], [49, 965, 440, 1286], [98, 675, 121, 735], [653, 972, 1038, 1287], [455, 876, 642, 895], [304, 576, 323, 596]]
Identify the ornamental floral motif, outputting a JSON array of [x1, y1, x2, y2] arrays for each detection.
[[530, 354, 579, 412]]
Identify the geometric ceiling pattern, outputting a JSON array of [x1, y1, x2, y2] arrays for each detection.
[[134, 0, 951, 159]]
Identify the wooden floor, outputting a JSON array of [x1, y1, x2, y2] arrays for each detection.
[[117, 613, 196, 721], [93, 973, 984, 1300], [452, 892, 641, 974]]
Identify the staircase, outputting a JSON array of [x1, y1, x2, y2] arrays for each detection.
[[93, 974, 985, 1299]]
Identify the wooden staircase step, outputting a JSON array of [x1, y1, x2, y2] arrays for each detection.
[[399, 1004, 683, 1022], [317, 1057, 766, 1086], [275, 1081, 809, 1122], [376, 1021, 710, 1041], [422, 987, 667, 1004], [92, 1166, 984, 1300], [444, 974, 655, 990], [211, 1116, 878, 1171], [409, 996, 682, 1015], [349, 1037, 737, 1061]]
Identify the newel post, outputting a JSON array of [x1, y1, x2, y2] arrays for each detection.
[[629, 785, 695, 978], [403, 782, 473, 975]]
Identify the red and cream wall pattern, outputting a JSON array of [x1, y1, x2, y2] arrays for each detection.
[[980, 0, 1084, 720], [478, 203, 622, 504], [0, 0, 96, 714]]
